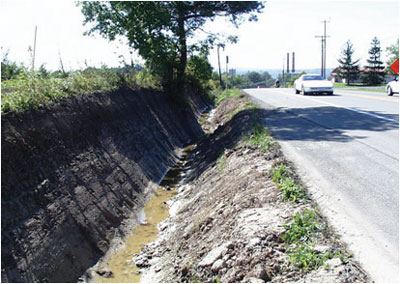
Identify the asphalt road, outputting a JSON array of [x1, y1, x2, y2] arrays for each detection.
[[243, 87, 399, 282]]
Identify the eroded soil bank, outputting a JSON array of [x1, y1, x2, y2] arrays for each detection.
[[1, 85, 209, 282], [131, 94, 371, 283]]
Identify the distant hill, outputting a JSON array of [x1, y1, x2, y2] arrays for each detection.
[[234, 68, 334, 79]]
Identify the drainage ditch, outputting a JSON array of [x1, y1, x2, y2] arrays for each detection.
[[90, 144, 196, 283]]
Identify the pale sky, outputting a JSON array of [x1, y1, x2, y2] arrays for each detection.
[[0, 0, 399, 73]]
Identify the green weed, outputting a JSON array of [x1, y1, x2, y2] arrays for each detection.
[[215, 88, 242, 104], [281, 209, 322, 243], [271, 163, 306, 202], [287, 244, 334, 271], [246, 123, 275, 152]]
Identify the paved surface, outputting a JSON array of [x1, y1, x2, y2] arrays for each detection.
[[243, 87, 399, 282]]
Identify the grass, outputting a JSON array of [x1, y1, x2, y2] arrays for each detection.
[[334, 82, 364, 88], [215, 88, 242, 104], [271, 163, 306, 203], [334, 82, 386, 93], [247, 123, 275, 153], [0, 68, 162, 114]]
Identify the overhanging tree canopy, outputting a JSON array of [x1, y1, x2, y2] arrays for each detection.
[[78, 1, 264, 90]]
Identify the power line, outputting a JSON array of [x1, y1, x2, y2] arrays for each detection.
[[315, 20, 330, 78]]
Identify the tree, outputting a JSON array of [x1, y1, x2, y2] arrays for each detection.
[[385, 39, 399, 74], [247, 71, 263, 83], [363, 37, 385, 85], [337, 40, 360, 85], [78, 1, 264, 92], [1, 49, 23, 81]]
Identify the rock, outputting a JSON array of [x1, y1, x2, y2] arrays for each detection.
[[246, 277, 266, 283], [249, 237, 261, 247], [134, 255, 150, 268], [252, 264, 271, 282], [95, 268, 113, 278], [314, 244, 331, 253], [211, 259, 226, 272], [198, 242, 232, 267]]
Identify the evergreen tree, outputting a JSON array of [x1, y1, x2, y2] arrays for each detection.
[[363, 37, 385, 85], [337, 40, 360, 85]]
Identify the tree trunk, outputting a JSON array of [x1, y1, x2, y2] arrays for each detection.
[[176, 4, 187, 83]]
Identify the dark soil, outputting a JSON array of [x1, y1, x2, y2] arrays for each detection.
[[1, 85, 209, 282]]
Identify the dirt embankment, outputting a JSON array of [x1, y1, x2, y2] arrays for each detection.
[[1, 86, 209, 282], [134, 94, 371, 283]]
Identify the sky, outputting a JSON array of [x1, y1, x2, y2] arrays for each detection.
[[0, 0, 399, 74]]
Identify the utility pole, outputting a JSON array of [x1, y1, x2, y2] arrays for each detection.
[[315, 35, 324, 77], [315, 20, 330, 78], [225, 55, 229, 90], [217, 45, 223, 88], [32, 25, 37, 71], [322, 20, 330, 79]]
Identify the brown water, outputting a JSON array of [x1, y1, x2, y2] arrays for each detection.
[[94, 186, 177, 283], [95, 145, 194, 283]]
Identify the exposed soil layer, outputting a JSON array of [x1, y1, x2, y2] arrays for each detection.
[[1, 86, 209, 282], [134, 95, 371, 283]]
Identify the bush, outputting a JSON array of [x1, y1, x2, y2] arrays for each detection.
[[1, 67, 137, 113]]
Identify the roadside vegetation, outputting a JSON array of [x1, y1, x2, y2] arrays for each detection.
[[271, 163, 307, 203], [269, 161, 351, 272]]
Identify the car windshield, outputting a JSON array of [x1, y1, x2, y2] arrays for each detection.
[[303, 76, 324, 81]]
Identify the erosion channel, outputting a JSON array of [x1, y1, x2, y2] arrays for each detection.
[[89, 145, 195, 283]]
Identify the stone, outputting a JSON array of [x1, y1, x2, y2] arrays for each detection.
[[249, 237, 261, 247], [211, 259, 226, 272], [252, 264, 271, 282], [95, 268, 113, 278], [198, 242, 232, 267]]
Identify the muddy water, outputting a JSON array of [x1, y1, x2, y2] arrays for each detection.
[[94, 145, 194, 283]]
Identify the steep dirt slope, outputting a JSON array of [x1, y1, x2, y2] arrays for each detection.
[[136, 95, 370, 283], [1, 86, 208, 282]]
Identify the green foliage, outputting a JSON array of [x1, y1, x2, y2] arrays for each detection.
[[227, 71, 275, 89], [363, 37, 385, 85], [1, 67, 135, 113], [286, 73, 301, 88], [134, 70, 162, 90], [337, 40, 360, 85], [1, 49, 24, 81], [281, 209, 340, 271], [287, 244, 334, 271], [386, 39, 399, 74], [187, 55, 213, 83], [78, 1, 264, 89], [281, 209, 321, 243], [247, 123, 275, 152], [272, 163, 288, 183], [271, 163, 306, 202], [215, 88, 242, 104]]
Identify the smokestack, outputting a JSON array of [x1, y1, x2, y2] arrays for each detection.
[[287, 53, 289, 73], [292, 52, 295, 73]]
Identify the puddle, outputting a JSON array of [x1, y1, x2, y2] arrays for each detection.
[[93, 144, 194, 283]]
